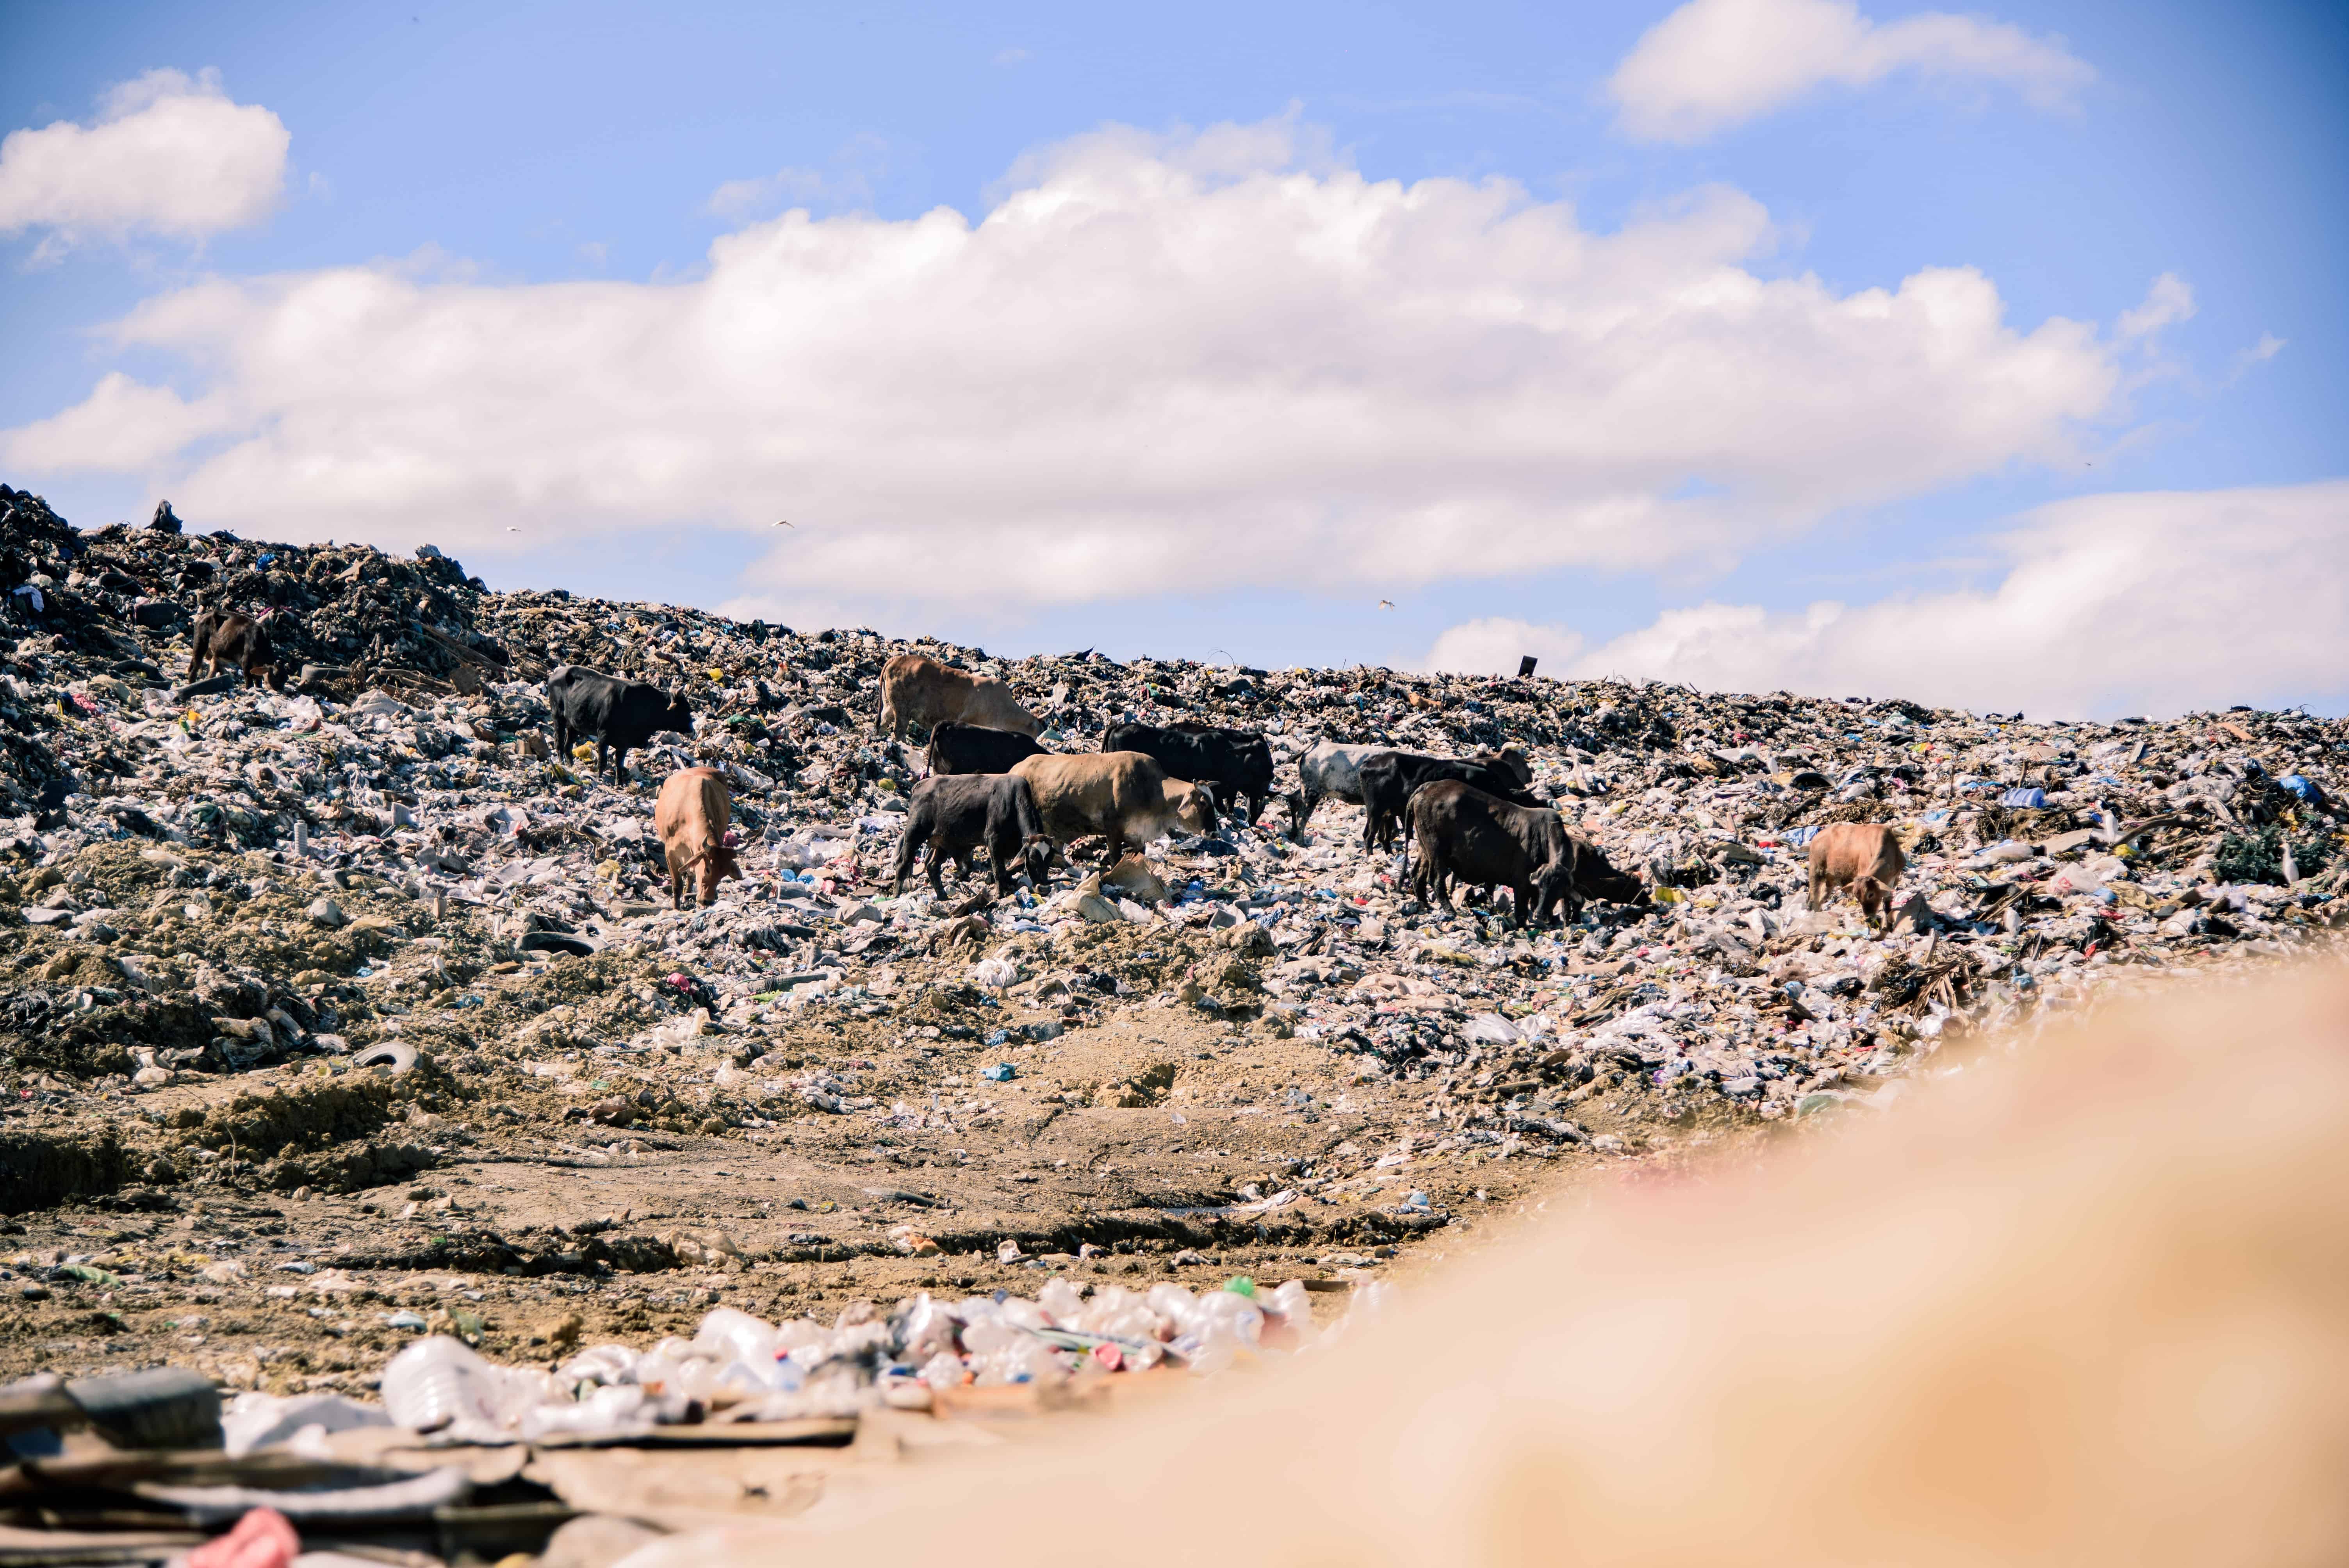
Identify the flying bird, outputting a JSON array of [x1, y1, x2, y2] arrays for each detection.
[[1377, 599, 1396, 610], [774, 520, 795, 528]]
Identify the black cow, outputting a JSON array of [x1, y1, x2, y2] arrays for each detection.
[[928, 722, 1050, 777], [546, 665, 694, 786], [1358, 750, 1543, 852], [1102, 720, 1276, 828], [1408, 780, 1645, 927], [893, 773, 1055, 897]]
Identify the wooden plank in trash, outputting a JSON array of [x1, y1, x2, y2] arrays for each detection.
[[528, 1416, 857, 1449]]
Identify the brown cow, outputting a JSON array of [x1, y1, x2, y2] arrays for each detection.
[[652, 767, 743, 909], [879, 653, 1043, 741], [1012, 752, 1214, 864], [1807, 821, 1907, 928], [187, 609, 278, 689]]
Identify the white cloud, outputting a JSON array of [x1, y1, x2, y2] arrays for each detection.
[[0, 372, 236, 472], [2117, 272, 2194, 340], [706, 134, 891, 218], [1426, 618, 1590, 679], [7, 115, 2131, 622], [1428, 481, 2349, 718], [1609, 0, 2094, 144], [0, 68, 289, 248]]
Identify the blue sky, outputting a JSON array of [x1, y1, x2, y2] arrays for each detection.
[[2, 0, 2344, 715]]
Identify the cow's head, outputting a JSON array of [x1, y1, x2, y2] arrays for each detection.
[[1167, 780, 1216, 834], [1019, 833, 1055, 890], [696, 843, 743, 905], [664, 693, 695, 734], [1575, 849, 1649, 907], [1532, 861, 1583, 927], [1281, 791, 1311, 836]]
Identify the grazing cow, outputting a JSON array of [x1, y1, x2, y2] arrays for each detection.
[[1408, 781, 1645, 927], [1808, 821, 1908, 928], [652, 767, 742, 909], [1012, 752, 1215, 864], [1103, 720, 1277, 829], [186, 609, 278, 689], [1360, 750, 1544, 852], [892, 773, 1055, 897], [547, 665, 693, 786], [879, 653, 1043, 740], [928, 722, 1050, 777]]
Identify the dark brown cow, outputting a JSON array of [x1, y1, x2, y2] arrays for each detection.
[[187, 609, 278, 689], [1409, 780, 1645, 927], [892, 773, 1055, 896], [1807, 822, 1907, 928]]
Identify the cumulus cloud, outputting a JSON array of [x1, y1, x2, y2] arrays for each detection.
[[1427, 481, 2349, 719], [1609, 0, 2094, 144], [0, 372, 235, 472], [7, 114, 2130, 622], [0, 68, 289, 249]]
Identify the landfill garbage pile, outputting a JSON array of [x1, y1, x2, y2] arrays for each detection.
[[1, 476, 2346, 1411], [0, 1283, 1386, 1564]]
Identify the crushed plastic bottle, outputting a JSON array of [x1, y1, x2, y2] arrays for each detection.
[[380, 1335, 551, 1442]]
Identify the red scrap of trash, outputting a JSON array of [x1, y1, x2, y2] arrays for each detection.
[[722, 828, 740, 848], [188, 1507, 299, 1568]]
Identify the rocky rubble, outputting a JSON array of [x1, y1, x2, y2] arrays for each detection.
[[1, 481, 2345, 1392]]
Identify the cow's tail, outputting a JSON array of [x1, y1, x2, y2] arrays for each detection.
[[1010, 777, 1048, 845]]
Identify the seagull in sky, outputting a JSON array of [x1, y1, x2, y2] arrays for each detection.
[[1377, 599, 1396, 610]]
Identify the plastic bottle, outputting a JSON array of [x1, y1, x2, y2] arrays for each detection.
[[692, 1306, 782, 1365], [1036, 1278, 1084, 1325], [382, 1336, 530, 1440]]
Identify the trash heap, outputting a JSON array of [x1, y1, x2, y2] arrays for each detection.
[[4, 483, 2349, 1145], [2, 485, 2347, 1559], [0, 480, 2345, 1381], [376, 1273, 1357, 1440], [0, 1281, 1384, 1565]]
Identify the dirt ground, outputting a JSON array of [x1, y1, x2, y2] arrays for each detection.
[[0, 830, 1773, 1390]]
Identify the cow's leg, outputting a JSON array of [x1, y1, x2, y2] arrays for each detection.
[[988, 824, 1019, 896], [925, 840, 950, 898], [1808, 862, 1826, 910], [667, 848, 686, 910], [891, 821, 926, 894]]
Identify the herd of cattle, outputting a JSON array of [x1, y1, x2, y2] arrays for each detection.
[[545, 649, 1911, 930]]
